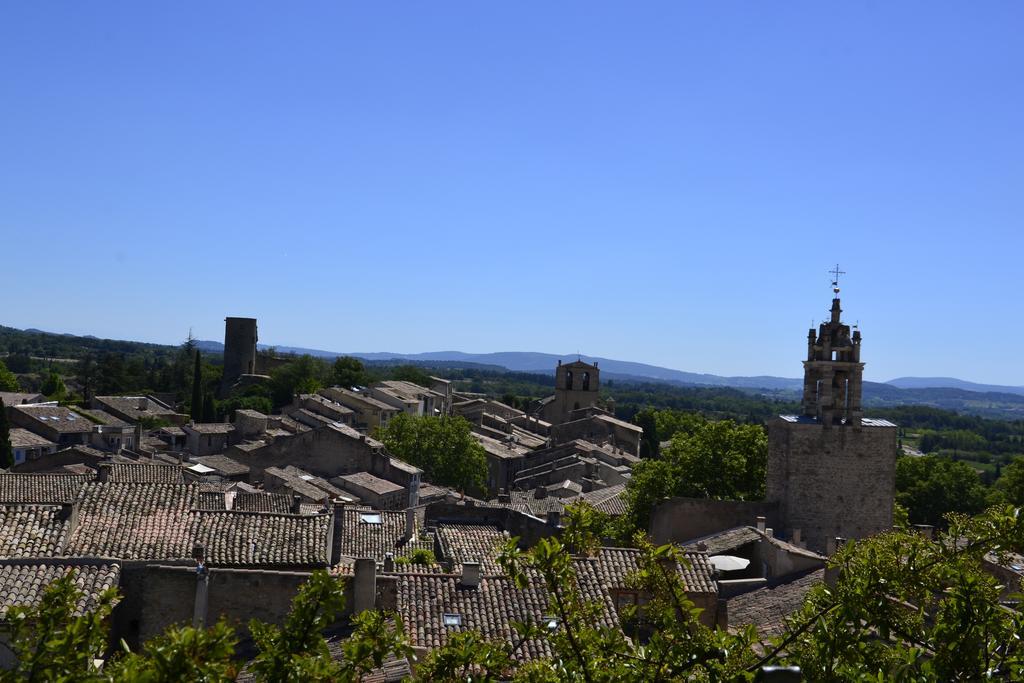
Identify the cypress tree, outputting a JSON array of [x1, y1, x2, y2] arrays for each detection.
[[0, 398, 13, 469], [201, 391, 217, 424], [190, 351, 203, 422]]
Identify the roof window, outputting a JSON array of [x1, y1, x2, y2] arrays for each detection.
[[443, 613, 462, 627], [360, 513, 382, 524]]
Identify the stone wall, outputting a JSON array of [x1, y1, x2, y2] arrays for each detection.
[[766, 420, 897, 553], [649, 498, 780, 545]]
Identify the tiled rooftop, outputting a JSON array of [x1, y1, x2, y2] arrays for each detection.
[[232, 492, 293, 514], [0, 473, 92, 504], [185, 423, 235, 435], [727, 569, 824, 638], [437, 523, 510, 575], [94, 396, 178, 420], [8, 427, 57, 449], [193, 511, 330, 567], [390, 544, 717, 663], [336, 509, 434, 563], [66, 483, 195, 560], [12, 404, 94, 434], [396, 572, 553, 662], [335, 471, 404, 496], [105, 462, 184, 484], [684, 526, 764, 555], [0, 505, 70, 557], [192, 454, 250, 477], [0, 563, 120, 618]]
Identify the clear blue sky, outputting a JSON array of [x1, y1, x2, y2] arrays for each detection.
[[2, 3, 1022, 384]]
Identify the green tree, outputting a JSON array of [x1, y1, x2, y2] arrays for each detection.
[[0, 573, 118, 682], [108, 619, 239, 682], [333, 356, 368, 388], [0, 398, 12, 469], [40, 370, 66, 401], [202, 391, 217, 423], [0, 359, 19, 391], [991, 455, 1024, 506], [388, 364, 433, 388], [895, 455, 988, 527], [623, 418, 767, 532], [190, 351, 203, 422], [248, 571, 410, 682], [269, 355, 330, 409], [377, 414, 487, 492]]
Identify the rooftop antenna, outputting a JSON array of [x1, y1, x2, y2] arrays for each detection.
[[829, 264, 846, 295]]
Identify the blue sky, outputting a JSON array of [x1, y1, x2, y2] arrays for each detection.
[[2, 3, 1022, 384]]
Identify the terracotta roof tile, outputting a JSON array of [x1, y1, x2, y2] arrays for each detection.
[[106, 463, 184, 484], [65, 482, 195, 560], [232, 492, 292, 514], [0, 505, 70, 557], [437, 523, 509, 575], [0, 473, 92, 504], [726, 569, 823, 638], [193, 511, 330, 567], [0, 562, 120, 618], [336, 509, 433, 563]]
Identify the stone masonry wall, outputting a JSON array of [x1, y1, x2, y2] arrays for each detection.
[[766, 420, 896, 554]]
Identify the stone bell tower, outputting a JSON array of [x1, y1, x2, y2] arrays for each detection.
[[801, 294, 864, 427], [766, 268, 897, 554]]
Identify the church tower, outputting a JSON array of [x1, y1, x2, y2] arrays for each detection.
[[766, 268, 897, 554], [541, 359, 600, 424]]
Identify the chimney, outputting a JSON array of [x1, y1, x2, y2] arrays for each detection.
[[192, 543, 209, 629], [755, 516, 766, 533], [547, 510, 561, 528], [291, 495, 302, 514], [534, 486, 547, 500], [765, 528, 774, 539], [791, 528, 802, 546], [353, 558, 377, 614], [98, 463, 110, 483], [460, 561, 481, 589], [404, 507, 416, 541], [137, 397, 148, 411], [383, 553, 395, 573]]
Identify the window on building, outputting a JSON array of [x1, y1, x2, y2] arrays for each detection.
[[565, 371, 573, 389], [582, 372, 590, 391]]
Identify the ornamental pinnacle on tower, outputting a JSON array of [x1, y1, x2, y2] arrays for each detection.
[[801, 265, 864, 427]]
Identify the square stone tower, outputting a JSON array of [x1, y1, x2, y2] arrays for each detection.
[[541, 359, 600, 425], [766, 283, 897, 554]]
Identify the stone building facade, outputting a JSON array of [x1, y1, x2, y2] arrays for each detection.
[[766, 291, 897, 553], [538, 359, 600, 425]]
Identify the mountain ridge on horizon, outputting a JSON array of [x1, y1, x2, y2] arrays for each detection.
[[191, 338, 1024, 396]]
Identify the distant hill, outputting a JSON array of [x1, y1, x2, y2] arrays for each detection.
[[8, 325, 1024, 418], [887, 376, 1024, 397]]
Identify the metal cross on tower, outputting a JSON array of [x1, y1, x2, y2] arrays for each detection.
[[827, 264, 843, 288]]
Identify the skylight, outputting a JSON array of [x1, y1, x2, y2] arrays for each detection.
[[360, 513, 382, 524], [443, 614, 462, 627]]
